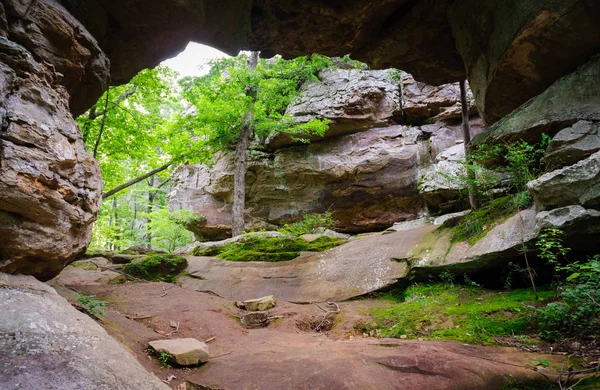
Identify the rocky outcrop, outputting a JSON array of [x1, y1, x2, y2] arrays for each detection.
[[528, 151, 600, 211], [0, 20, 103, 280], [471, 54, 600, 149], [170, 120, 484, 237], [268, 68, 402, 148], [401, 73, 476, 124], [449, 1, 600, 124], [170, 69, 482, 238], [0, 273, 169, 389], [268, 69, 476, 149], [542, 121, 600, 169]]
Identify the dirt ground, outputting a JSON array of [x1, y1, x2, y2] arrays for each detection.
[[49, 266, 567, 390]]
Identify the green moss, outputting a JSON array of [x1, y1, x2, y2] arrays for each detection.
[[359, 284, 554, 344], [278, 212, 337, 236], [448, 196, 517, 245], [196, 235, 345, 262], [122, 254, 187, 282], [71, 261, 99, 271]]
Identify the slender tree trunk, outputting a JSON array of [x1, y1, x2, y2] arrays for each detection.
[[232, 51, 259, 237], [460, 80, 479, 210], [102, 161, 173, 200], [93, 86, 110, 158]]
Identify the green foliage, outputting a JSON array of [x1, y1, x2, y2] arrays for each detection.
[[534, 258, 600, 341], [279, 212, 338, 236], [143, 208, 197, 253], [536, 228, 569, 266], [178, 53, 333, 156], [158, 352, 172, 368], [359, 284, 553, 344], [504, 138, 549, 193], [75, 293, 107, 317], [193, 235, 345, 262], [450, 196, 516, 245], [122, 254, 187, 282]]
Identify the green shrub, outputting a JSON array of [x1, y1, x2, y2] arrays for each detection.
[[534, 259, 600, 341], [198, 235, 345, 262], [279, 212, 337, 236], [123, 254, 187, 282]]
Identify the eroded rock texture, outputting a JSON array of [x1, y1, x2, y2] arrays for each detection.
[[169, 71, 481, 238], [0, 273, 169, 389], [0, 1, 105, 280]]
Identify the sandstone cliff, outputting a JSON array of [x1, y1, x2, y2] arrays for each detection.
[[168, 69, 481, 239]]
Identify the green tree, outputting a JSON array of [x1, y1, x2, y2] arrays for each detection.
[[179, 53, 332, 236]]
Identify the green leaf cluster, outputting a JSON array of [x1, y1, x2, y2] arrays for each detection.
[[279, 212, 338, 236]]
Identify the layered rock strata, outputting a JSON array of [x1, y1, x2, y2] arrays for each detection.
[[0, 0, 105, 280]]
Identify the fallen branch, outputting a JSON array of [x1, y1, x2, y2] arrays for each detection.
[[205, 336, 216, 343], [166, 321, 179, 337], [125, 314, 154, 320], [313, 301, 340, 332]]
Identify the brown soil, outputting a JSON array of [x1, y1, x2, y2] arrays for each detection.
[[49, 266, 567, 390]]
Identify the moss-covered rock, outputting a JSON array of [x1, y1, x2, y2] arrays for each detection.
[[122, 255, 187, 282], [194, 235, 346, 262]]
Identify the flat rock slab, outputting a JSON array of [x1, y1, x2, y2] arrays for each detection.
[[181, 227, 434, 302], [0, 273, 168, 390], [149, 338, 209, 366], [242, 295, 276, 311]]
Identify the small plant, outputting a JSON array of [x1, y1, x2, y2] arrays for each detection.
[[75, 293, 107, 317], [534, 258, 600, 341], [536, 228, 569, 267], [158, 352, 173, 368], [463, 273, 481, 288], [278, 212, 338, 236], [439, 271, 455, 287]]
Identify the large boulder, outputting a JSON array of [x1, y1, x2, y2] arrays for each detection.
[[0, 273, 169, 389], [268, 68, 402, 148], [542, 120, 600, 169], [528, 151, 600, 211], [0, 31, 103, 280]]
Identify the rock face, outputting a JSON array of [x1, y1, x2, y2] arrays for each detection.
[[471, 54, 600, 148], [268, 68, 402, 148], [169, 70, 482, 238], [449, 1, 600, 124], [149, 338, 209, 366], [0, 1, 104, 280], [242, 295, 276, 311], [528, 151, 600, 211], [0, 273, 169, 389]]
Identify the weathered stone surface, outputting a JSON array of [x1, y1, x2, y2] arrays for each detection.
[[472, 54, 600, 149], [4, 0, 110, 116], [111, 254, 146, 265], [418, 144, 467, 212], [450, 1, 600, 124], [268, 68, 402, 148], [0, 35, 102, 280], [243, 295, 276, 311], [0, 273, 169, 389], [409, 209, 539, 274], [180, 228, 427, 302], [528, 151, 600, 211], [149, 338, 209, 366], [171, 126, 428, 235], [401, 73, 476, 124], [543, 121, 600, 169], [536, 206, 600, 235]]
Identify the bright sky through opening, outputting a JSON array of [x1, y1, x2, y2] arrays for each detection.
[[161, 42, 230, 78]]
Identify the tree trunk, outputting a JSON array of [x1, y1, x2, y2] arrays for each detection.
[[93, 86, 110, 158], [102, 161, 173, 200], [232, 51, 259, 237], [459, 80, 479, 210]]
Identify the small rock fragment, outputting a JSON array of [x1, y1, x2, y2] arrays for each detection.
[[149, 338, 209, 366], [243, 295, 276, 311]]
